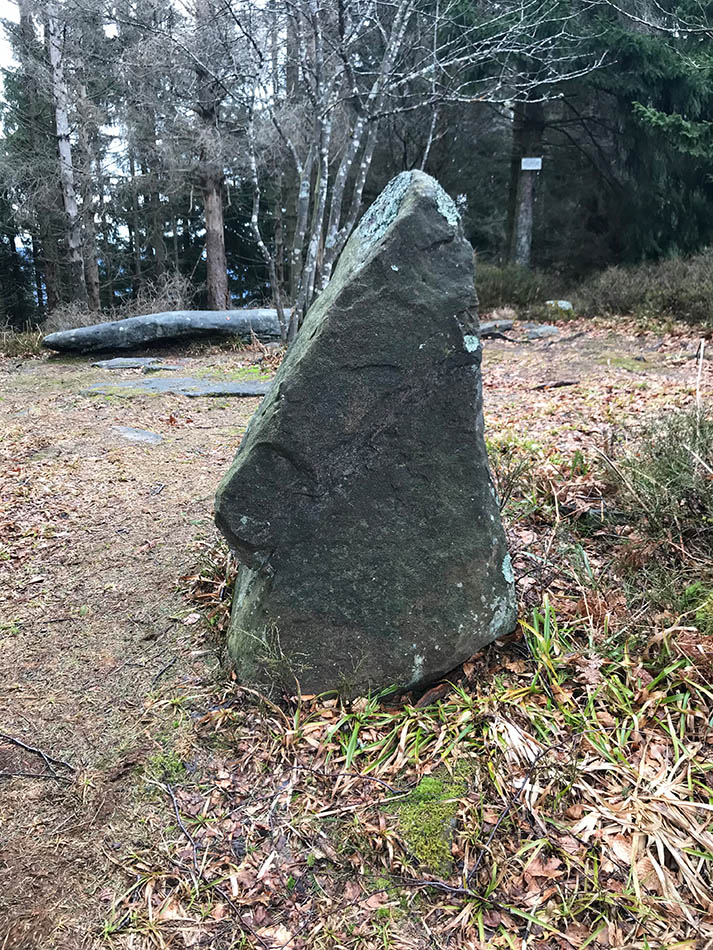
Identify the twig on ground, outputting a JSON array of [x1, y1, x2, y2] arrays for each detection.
[[531, 379, 579, 391], [0, 769, 72, 781], [162, 780, 199, 873], [152, 656, 178, 685], [0, 731, 74, 773]]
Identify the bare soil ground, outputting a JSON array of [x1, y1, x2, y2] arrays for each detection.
[[1, 320, 711, 950]]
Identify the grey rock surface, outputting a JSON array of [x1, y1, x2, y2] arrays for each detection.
[[480, 320, 514, 337], [93, 357, 163, 369], [112, 426, 163, 444], [43, 309, 284, 353], [545, 299, 573, 311], [85, 377, 271, 398], [215, 170, 516, 696], [525, 324, 560, 340]]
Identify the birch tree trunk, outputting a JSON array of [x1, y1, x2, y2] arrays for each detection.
[[318, 0, 413, 288], [128, 151, 142, 295], [248, 116, 287, 339], [77, 84, 101, 309], [47, 2, 87, 303]]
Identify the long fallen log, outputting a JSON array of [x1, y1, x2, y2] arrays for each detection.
[[41, 309, 285, 353]]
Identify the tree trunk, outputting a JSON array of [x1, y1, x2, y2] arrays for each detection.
[[31, 235, 45, 316], [511, 170, 537, 267], [77, 85, 101, 309], [195, 0, 229, 310], [202, 171, 230, 310], [39, 216, 61, 311], [8, 232, 28, 329], [128, 151, 142, 294], [47, 3, 87, 303], [83, 224, 101, 309], [247, 116, 286, 338], [507, 101, 545, 268]]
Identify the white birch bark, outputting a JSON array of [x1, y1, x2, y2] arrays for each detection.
[[47, 2, 87, 303], [248, 115, 288, 340], [319, 0, 414, 286]]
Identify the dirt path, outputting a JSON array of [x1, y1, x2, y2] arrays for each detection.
[[0, 322, 710, 948], [0, 350, 262, 949]]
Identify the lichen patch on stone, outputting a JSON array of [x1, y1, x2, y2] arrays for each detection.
[[354, 171, 413, 251], [434, 185, 459, 227]]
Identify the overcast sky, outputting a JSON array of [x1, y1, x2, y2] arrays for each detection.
[[0, 0, 18, 74]]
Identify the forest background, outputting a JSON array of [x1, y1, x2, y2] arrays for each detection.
[[2, 0, 713, 340]]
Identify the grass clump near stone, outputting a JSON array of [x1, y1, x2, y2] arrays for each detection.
[[0, 328, 43, 357], [613, 404, 713, 550]]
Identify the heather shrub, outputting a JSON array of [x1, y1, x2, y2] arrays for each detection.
[[576, 248, 713, 324], [614, 405, 713, 550], [476, 261, 554, 311], [43, 271, 195, 332]]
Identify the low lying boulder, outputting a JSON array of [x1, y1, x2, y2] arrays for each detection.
[[42, 309, 284, 353]]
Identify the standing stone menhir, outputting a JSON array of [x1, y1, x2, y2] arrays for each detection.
[[215, 171, 516, 695]]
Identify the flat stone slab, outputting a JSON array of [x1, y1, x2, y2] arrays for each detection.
[[43, 309, 285, 353], [93, 357, 163, 369], [479, 320, 514, 337], [525, 324, 561, 340], [111, 426, 163, 444], [85, 376, 271, 398]]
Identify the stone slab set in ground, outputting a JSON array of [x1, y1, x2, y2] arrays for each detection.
[[111, 425, 162, 444], [92, 357, 183, 371], [85, 377, 271, 398], [42, 309, 284, 353], [215, 170, 516, 696]]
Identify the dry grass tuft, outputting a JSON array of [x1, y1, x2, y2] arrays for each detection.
[[0, 327, 44, 357]]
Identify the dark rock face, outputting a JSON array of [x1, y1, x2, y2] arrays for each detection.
[[42, 309, 283, 353], [215, 171, 516, 695]]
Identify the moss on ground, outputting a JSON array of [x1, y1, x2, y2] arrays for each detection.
[[595, 354, 654, 372], [393, 767, 471, 875], [683, 582, 713, 634], [192, 363, 270, 381]]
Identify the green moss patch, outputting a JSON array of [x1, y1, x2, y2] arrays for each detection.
[[595, 354, 654, 372], [683, 582, 713, 635], [393, 767, 471, 875], [192, 363, 270, 381]]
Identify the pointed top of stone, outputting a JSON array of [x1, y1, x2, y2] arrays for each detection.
[[354, 171, 460, 254]]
